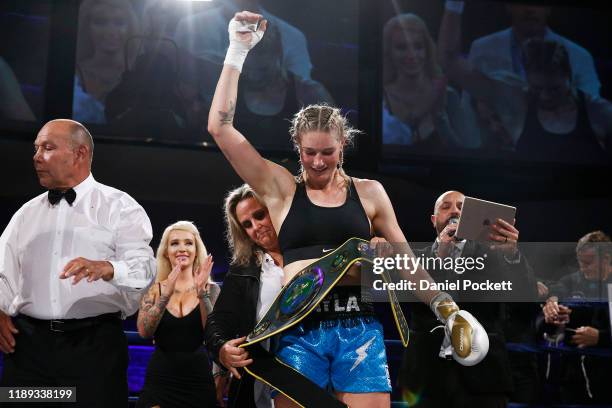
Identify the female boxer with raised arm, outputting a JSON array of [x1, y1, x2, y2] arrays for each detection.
[[207, 11, 488, 407]]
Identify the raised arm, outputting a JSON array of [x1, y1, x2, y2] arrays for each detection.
[[207, 11, 294, 201], [586, 95, 612, 149], [438, 1, 520, 109]]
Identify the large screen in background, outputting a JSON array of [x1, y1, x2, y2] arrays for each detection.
[[0, 2, 52, 123], [381, 0, 612, 166], [72, 0, 359, 151]]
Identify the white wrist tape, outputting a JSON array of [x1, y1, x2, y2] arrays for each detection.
[[445, 0, 465, 14], [430, 291, 459, 322], [224, 18, 264, 72]]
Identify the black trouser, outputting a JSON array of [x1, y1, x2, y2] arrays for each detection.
[[1, 314, 129, 408], [407, 362, 508, 408], [400, 331, 510, 408]]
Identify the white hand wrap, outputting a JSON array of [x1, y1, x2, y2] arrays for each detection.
[[431, 292, 489, 366], [224, 18, 264, 72]]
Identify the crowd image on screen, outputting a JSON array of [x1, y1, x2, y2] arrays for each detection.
[[69, 0, 355, 149], [382, 1, 612, 165], [74, 0, 140, 125], [0, 3, 51, 122], [2, 0, 611, 166], [0, 57, 35, 122], [382, 14, 467, 150]]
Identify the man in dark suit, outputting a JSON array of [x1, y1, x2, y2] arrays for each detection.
[[398, 190, 537, 408]]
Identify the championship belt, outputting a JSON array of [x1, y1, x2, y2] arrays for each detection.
[[240, 237, 409, 407]]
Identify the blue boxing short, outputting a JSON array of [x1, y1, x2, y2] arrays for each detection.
[[275, 315, 391, 393]]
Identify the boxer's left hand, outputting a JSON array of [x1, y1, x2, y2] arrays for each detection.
[[443, 309, 489, 366], [431, 293, 489, 366], [369, 236, 392, 258], [60, 257, 114, 284], [489, 218, 519, 257]]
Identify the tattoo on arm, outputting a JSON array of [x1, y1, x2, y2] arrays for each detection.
[[218, 100, 236, 126], [209, 283, 220, 307], [199, 283, 219, 317], [202, 297, 214, 315], [138, 290, 170, 338]]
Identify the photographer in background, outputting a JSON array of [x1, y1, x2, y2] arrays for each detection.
[[542, 231, 612, 405]]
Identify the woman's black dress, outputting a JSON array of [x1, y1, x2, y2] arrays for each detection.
[[137, 306, 215, 408]]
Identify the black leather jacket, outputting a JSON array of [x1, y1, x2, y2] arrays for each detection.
[[205, 257, 262, 408]]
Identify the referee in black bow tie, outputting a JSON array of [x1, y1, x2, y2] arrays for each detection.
[[0, 119, 156, 407]]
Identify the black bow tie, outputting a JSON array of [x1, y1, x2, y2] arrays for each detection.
[[48, 188, 77, 205]]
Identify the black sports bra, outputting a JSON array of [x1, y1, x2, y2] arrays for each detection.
[[278, 178, 372, 265]]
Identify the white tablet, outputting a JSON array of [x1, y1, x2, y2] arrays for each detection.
[[456, 196, 516, 242]]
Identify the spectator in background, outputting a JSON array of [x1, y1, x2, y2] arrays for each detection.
[[439, 1, 612, 163], [136, 221, 219, 408], [0, 57, 35, 121], [382, 14, 466, 149], [240, 22, 332, 117], [142, 0, 194, 41], [174, 0, 333, 147], [73, 0, 140, 124], [544, 231, 612, 308], [468, 4, 600, 97], [542, 230, 612, 405], [468, 71, 524, 152], [460, 3, 602, 152], [175, 0, 312, 81], [231, 22, 333, 147], [102, 0, 206, 139]]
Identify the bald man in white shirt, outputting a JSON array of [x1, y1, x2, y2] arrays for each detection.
[[0, 119, 156, 407]]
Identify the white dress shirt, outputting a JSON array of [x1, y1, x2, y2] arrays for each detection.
[[254, 252, 284, 408], [256, 253, 285, 322], [0, 174, 156, 319], [468, 27, 600, 97]]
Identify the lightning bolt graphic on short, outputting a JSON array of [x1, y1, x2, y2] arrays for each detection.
[[350, 336, 375, 372]]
